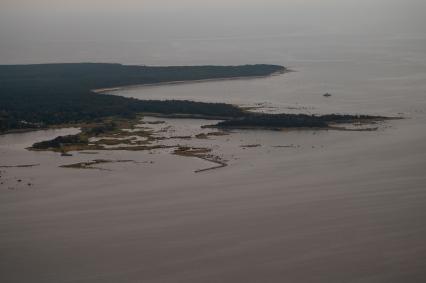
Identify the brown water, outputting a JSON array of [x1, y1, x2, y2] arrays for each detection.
[[1, 114, 426, 283]]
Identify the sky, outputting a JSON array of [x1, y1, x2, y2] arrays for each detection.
[[1, 0, 425, 64], [2, 0, 426, 38]]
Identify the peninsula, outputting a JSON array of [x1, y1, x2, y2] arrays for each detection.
[[0, 63, 389, 136]]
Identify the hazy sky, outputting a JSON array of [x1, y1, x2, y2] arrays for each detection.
[[2, 0, 425, 39], [1, 0, 425, 64]]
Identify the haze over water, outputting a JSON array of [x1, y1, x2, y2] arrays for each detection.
[[1, 0, 426, 65]]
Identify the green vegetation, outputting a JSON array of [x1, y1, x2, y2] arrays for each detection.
[[29, 116, 149, 152], [32, 134, 89, 150], [0, 63, 285, 132], [83, 122, 118, 136], [210, 113, 387, 129]]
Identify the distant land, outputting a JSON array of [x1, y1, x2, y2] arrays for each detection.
[[0, 63, 388, 134]]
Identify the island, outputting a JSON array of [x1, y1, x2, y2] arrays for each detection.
[[207, 113, 387, 130], [0, 63, 396, 172]]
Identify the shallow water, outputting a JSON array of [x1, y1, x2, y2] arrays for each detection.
[[1, 113, 426, 283], [109, 34, 426, 120]]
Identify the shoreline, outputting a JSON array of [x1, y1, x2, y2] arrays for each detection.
[[0, 127, 48, 136], [93, 69, 289, 94]]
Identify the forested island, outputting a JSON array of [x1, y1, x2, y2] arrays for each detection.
[[0, 63, 388, 135], [209, 113, 388, 129]]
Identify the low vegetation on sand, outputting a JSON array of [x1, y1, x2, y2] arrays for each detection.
[[30, 117, 229, 173], [29, 116, 173, 153]]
